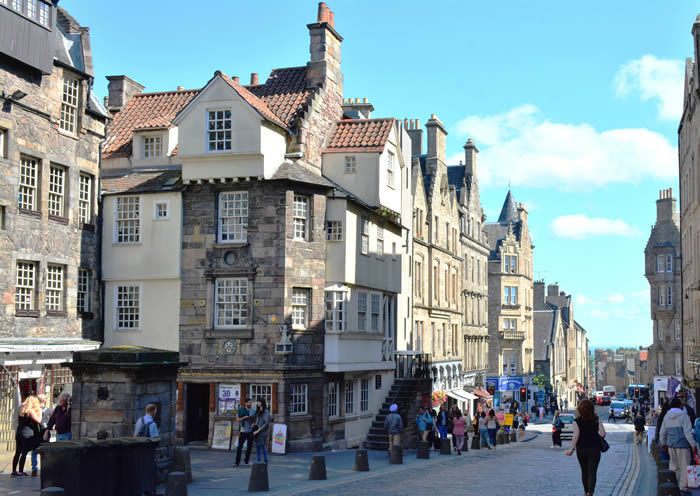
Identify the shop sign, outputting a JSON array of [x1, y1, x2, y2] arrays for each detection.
[[212, 420, 232, 450], [505, 414, 514, 426], [218, 384, 241, 413], [498, 376, 524, 391], [271, 423, 287, 454]]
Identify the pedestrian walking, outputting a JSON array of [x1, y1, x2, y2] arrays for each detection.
[[44, 393, 71, 442], [538, 404, 544, 423], [234, 398, 254, 466], [415, 407, 432, 441], [134, 403, 160, 438], [565, 399, 606, 496], [660, 398, 697, 493], [252, 397, 270, 464], [29, 394, 49, 477], [479, 411, 491, 450], [452, 409, 466, 455], [436, 403, 449, 440], [11, 395, 41, 477], [551, 410, 563, 448], [384, 403, 404, 454], [608, 405, 615, 423], [487, 409, 499, 449], [634, 413, 646, 445], [560, 399, 564, 411], [449, 404, 458, 447], [564, 398, 569, 411]]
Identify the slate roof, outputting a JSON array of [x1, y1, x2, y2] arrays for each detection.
[[326, 118, 394, 153], [101, 171, 183, 195], [102, 89, 200, 159], [447, 166, 466, 196], [246, 67, 311, 129], [498, 190, 519, 224], [270, 161, 334, 188]]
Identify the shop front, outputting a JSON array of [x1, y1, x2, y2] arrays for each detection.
[[486, 375, 530, 411]]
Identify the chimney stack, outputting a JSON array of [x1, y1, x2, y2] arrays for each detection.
[[656, 187, 677, 224], [341, 97, 373, 119], [106, 75, 145, 113], [406, 119, 423, 156], [534, 281, 546, 306], [307, 2, 343, 91], [464, 138, 478, 177], [176, 86, 184, 91], [426, 114, 447, 166], [250, 73, 259, 85], [232, 76, 239, 84]]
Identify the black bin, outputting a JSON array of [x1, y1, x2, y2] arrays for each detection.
[[39, 441, 87, 495]]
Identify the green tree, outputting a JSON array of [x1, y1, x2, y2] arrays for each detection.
[[532, 374, 550, 388]]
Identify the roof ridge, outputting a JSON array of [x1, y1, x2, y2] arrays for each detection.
[[338, 117, 394, 123], [133, 89, 201, 98]]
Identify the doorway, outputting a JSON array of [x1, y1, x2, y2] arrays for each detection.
[[185, 383, 210, 444]]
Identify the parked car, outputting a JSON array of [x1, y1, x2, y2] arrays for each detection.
[[559, 413, 575, 440], [617, 393, 627, 400]]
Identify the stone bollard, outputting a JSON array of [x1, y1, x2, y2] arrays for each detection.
[[417, 441, 430, 459], [471, 434, 481, 450], [440, 438, 452, 455], [309, 455, 327, 480], [166, 471, 188, 496], [248, 462, 270, 492], [497, 431, 505, 445], [41, 489, 64, 496], [389, 446, 403, 464], [353, 449, 369, 471], [657, 482, 681, 496], [659, 460, 670, 471], [504, 431, 511, 444], [509, 431, 517, 443], [657, 469, 677, 486], [173, 446, 193, 483]]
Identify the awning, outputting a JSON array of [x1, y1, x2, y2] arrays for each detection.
[[0, 338, 100, 353], [447, 389, 478, 402], [473, 388, 492, 399]]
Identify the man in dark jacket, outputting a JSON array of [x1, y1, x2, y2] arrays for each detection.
[[679, 392, 697, 425], [633, 413, 646, 445], [384, 404, 404, 454]]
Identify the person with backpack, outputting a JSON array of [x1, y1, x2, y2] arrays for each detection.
[[660, 398, 698, 493], [134, 403, 160, 439], [634, 412, 646, 445]]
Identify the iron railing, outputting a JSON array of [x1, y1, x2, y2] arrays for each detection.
[[394, 352, 432, 380]]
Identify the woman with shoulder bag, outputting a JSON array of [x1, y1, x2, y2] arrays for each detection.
[[12, 396, 42, 477], [565, 399, 607, 496], [252, 397, 270, 464], [552, 410, 563, 448], [487, 409, 499, 449]]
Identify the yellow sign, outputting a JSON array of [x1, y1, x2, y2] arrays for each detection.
[[505, 414, 514, 426]]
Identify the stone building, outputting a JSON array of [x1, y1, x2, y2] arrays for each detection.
[[484, 191, 535, 405], [645, 189, 682, 382], [680, 14, 700, 403], [0, 2, 108, 452]]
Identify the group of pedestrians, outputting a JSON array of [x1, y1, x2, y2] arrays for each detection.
[[413, 403, 471, 454], [654, 395, 698, 494], [233, 397, 271, 466], [11, 393, 72, 477]]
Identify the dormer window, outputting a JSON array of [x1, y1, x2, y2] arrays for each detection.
[[143, 136, 162, 158], [207, 110, 231, 151], [345, 156, 356, 174]]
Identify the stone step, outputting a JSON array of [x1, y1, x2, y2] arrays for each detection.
[[364, 440, 389, 451]]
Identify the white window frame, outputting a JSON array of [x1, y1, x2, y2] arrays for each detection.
[[79, 174, 92, 224], [360, 378, 369, 413], [0, 128, 6, 158], [38, 0, 48, 25], [289, 384, 308, 416], [370, 293, 381, 332], [360, 217, 369, 255], [328, 382, 339, 418], [325, 289, 346, 332], [345, 380, 355, 415], [248, 384, 272, 409], [344, 156, 356, 174], [218, 191, 248, 243], [675, 353, 682, 376], [45, 264, 64, 311], [293, 196, 309, 241], [675, 320, 681, 341], [26, 0, 36, 19], [18, 156, 38, 211], [77, 268, 90, 313], [658, 354, 664, 375], [376, 224, 384, 257], [59, 76, 79, 135], [291, 288, 309, 329], [357, 291, 368, 331], [115, 284, 141, 330], [326, 220, 343, 241], [48, 165, 66, 218], [215, 278, 248, 329], [386, 151, 395, 188], [666, 254, 673, 272], [15, 261, 36, 311], [115, 196, 141, 243], [207, 109, 232, 152], [143, 135, 163, 158], [153, 200, 170, 221], [667, 285, 673, 307]]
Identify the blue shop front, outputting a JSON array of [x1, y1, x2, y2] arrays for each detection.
[[486, 375, 533, 412]]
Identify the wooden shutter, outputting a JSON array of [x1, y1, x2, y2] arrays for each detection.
[[176, 382, 184, 412], [240, 383, 248, 404], [271, 383, 278, 414], [209, 383, 216, 412]]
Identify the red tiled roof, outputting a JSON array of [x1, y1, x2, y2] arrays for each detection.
[[217, 71, 288, 130], [103, 89, 199, 159], [246, 67, 310, 128], [326, 118, 394, 153]]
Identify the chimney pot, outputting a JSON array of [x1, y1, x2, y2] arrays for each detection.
[[250, 73, 259, 85], [404, 118, 408, 129], [430, 113, 437, 119], [330, 11, 335, 27], [317, 2, 327, 22], [363, 98, 368, 103], [416, 119, 420, 128], [233, 76, 239, 84], [355, 98, 360, 104], [176, 86, 184, 91]]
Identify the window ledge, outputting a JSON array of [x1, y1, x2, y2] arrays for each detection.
[[48, 214, 69, 225], [328, 416, 344, 425], [215, 241, 248, 248], [46, 310, 67, 317], [115, 327, 143, 332], [18, 208, 41, 218], [360, 412, 373, 419], [289, 414, 312, 422], [206, 328, 253, 339], [15, 310, 39, 318], [57, 129, 79, 141], [81, 223, 96, 232], [79, 311, 94, 320], [113, 242, 142, 247]]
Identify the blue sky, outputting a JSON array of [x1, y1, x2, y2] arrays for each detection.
[[63, 1, 699, 349]]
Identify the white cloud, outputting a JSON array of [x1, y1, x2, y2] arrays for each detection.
[[614, 55, 684, 121], [591, 309, 610, 319], [575, 294, 589, 306], [453, 104, 677, 189], [551, 214, 641, 240], [608, 293, 625, 304]]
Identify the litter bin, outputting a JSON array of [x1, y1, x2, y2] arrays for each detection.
[[39, 441, 87, 495]]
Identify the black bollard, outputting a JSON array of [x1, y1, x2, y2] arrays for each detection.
[[504, 431, 511, 444], [417, 441, 430, 459], [657, 469, 677, 486], [462, 435, 468, 452], [509, 431, 517, 443], [440, 438, 452, 455], [174, 446, 193, 483], [497, 431, 505, 445], [471, 433, 481, 450], [309, 455, 327, 480], [166, 471, 188, 496], [389, 446, 403, 464], [353, 449, 369, 471], [41, 490, 65, 496], [248, 462, 269, 492], [657, 482, 681, 496]]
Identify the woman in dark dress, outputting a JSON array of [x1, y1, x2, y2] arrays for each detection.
[[566, 399, 607, 496], [12, 395, 42, 477]]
